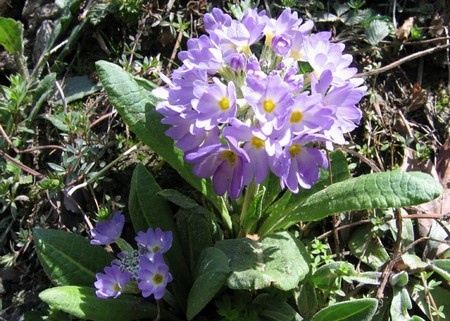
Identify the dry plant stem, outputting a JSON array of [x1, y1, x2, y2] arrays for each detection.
[[89, 111, 117, 129], [356, 43, 450, 78], [0, 123, 19, 153], [337, 145, 381, 172], [166, 30, 185, 73], [317, 213, 449, 241], [376, 208, 403, 300], [420, 272, 439, 321], [19, 145, 64, 153], [0, 148, 44, 178]]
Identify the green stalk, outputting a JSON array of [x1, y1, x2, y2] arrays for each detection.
[[239, 180, 258, 235]]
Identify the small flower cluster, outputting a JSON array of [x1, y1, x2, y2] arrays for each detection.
[[91, 212, 173, 300], [155, 7, 366, 198]]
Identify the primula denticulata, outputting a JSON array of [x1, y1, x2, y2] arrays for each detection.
[[155, 7, 367, 199]]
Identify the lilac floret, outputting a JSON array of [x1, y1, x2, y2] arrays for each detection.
[[138, 252, 173, 300], [90, 212, 124, 245], [94, 265, 132, 298], [136, 227, 173, 258]]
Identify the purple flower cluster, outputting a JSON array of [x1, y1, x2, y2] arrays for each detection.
[[91, 214, 173, 300], [155, 7, 366, 198]]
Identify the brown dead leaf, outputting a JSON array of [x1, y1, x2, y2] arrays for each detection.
[[396, 17, 415, 41], [429, 14, 445, 39], [405, 83, 427, 113]]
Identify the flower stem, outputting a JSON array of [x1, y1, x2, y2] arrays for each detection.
[[239, 180, 258, 235]]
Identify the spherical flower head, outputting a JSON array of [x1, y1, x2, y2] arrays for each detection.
[[90, 212, 124, 245], [138, 252, 173, 300], [155, 6, 367, 198], [135, 228, 173, 258], [94, 265, 132, 298]]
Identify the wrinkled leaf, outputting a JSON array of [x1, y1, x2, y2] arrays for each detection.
[[265, 171, 442, 234], [215, 231, 309, 290], [176, 208, 219, 273], [158, 189, 199, 209], [311, 298, 378, 321], [33, 228, 114, 286], [187, 248, 230, 320], [39, 286, 157, 321]]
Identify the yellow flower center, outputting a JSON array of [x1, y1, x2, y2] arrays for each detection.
[[221, 150, 237, 165], [241, 45, 251, 56], [263, 99, 276, 113], [265, 34, 274, 46], [113, 283, 120, 292], [152, 273, 164, 285], [290, 111, 303, 123], [251, 136, 265, 149], [152, 246, 161, 253], [218, 97, 230, 110], [290, 50, 302, 61], [289, 145, 302, 157]]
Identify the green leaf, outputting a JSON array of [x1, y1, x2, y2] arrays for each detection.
[[33, 228, 114, 286], [348, 225, 389, 269], [296, 280, 319, 319], [312, 262, 358, 291], [365, 19, 390, 45], [29, 73, 56, 123], [253, 293, 302, 321], [311, 298, 378, 321], [259, 149, 349, 236], [176, 207, 220, 273], [95, 61, 226, 216], [391, 286, 412, 321], [128, 164, 175, 232], [431, 259, 450, 282], [0, 18, 24, 54], [266, 171, 442, 233], [53, 75, 101, 106], [39, 286, 157, 321], [187, 248, 230, 320], [413, 284, 450, 319], [158, 189, 199, 209], [215, 231, 309, 290], [128, 164, 190, 310]]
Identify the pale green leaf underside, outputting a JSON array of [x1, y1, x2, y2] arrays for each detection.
[[311, 298, 378, 321]]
